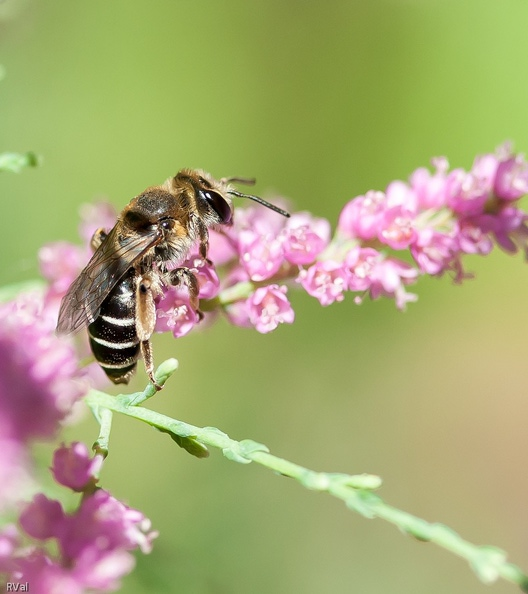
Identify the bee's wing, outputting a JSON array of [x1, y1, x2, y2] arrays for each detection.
[[56, 223, 163, 334]]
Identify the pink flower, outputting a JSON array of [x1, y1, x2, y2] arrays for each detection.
[[238, 229, 284, 281], [207, 228, 238, 265], [14, 551, 84, 594], [0, 440, 31, 513], [51, 442, 103, 492], [39, 242, 88, 304], [493, 154, 528, 201], [490, 206, 528, 254], [337, 190, 386, 240], [445, 167, 491, 217], [368, 258, 419, 310], [0, 524, 19, 574], [246, 285, 294, 333], [233, 201, 288, 237], [410, 157, 449, 209], [410, 228, 458, 275], [11, 489, 157, 593], [19, 494, 66, 540], [345, 247, 380, 292], [224, 299, 252, 329], [281, 212, 331, 265], [180, 255, 220, 300], [385, 180, 418, 211], [155, 287, 199, 337], [0, 292, 87, 445], [455, 219, 494, 255], [298, 260, 348, 306], [59, 490, 157, 560], [377, 205, 417, 250]]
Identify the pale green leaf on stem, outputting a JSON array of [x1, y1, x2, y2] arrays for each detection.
[[0, 151, 40, 173]]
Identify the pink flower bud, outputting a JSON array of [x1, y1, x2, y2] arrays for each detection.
[[51, 442, 103, 492]]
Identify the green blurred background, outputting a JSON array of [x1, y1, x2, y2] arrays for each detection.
[[2, 1, 528, 592]]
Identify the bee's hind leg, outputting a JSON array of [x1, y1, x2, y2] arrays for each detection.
[[140, 339, 162, 391], [136, 272, 163, 391]]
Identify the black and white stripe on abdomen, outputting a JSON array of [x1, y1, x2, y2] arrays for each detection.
[[87, 269, 140, 384]]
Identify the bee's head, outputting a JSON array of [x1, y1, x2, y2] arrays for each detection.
[[170, 169, 233, 226]]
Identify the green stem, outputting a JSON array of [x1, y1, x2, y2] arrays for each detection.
[[83, 361, 528, 592], [92, 407, 113, 459]]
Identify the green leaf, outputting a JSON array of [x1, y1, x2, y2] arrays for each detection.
[[222, 446, 252, 464], [238, 439, 269, 457], [0, 151, 40, 173], [158, 427, 209, 459], [470, 546, 507, 584]]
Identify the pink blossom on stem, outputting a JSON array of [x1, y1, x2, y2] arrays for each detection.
[[410, 228, 458, 275], [337, 190, 386, 240], [238, 229, 284, 281], [281, 212, 331, 265], [377, 205, 417, 250], [19, 494, 66, 540], [246, 285, 294, 333], [345, 247, 381, 292], [455, 219, 494, 255], [493, 154, 528, 200], [207, 227, 239, 265], [51, 442, 103, 492], [0, 440, 31, 513], [489, 206, 528, 254], [367, 258, 419, 310], [39, 242, 88, 305], [155, 287, 199, 337], [10, 487, 157, 593], [0, 524, 19, 574], [298, 260, 348, 306], [224, 298, 252, 329], [59, 489, 157, 559], [410, 157, 449, 209], [0, 291, 87, 445], [180, 255, 220, 299], [445, 167, 491, 217]]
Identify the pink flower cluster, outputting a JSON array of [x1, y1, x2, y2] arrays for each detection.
[[0, 292, 89, 512], [2, 443, 157, 593], [156, 208, 331, 335], [38, 146, 528, 344], [335, 148, 528, 302]]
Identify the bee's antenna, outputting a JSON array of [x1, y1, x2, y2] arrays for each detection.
[[227, 190, 290, 218], [222, 176, 256, 186]]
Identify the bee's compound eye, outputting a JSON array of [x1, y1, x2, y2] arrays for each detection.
[[200, 190, 232, 224], [160, 219, 174, 231]]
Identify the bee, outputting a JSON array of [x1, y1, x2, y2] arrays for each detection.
[[56, 169, 289, 389]]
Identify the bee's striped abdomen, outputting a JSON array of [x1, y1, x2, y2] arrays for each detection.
[[88, 270, 140, 384]]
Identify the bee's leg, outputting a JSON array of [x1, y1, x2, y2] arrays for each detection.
[[167, 267, 203, 320], [140, 339, 161, 391], [195, 219, 210, 262], [136, 272, 162, 390], [90, 228, 108, 251]]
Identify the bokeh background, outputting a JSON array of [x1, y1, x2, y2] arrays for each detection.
[[2, 1, 528, 592]]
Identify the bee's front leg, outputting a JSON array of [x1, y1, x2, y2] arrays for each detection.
[[167, 267, 203, 320], [136, 272, 163, 390]]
